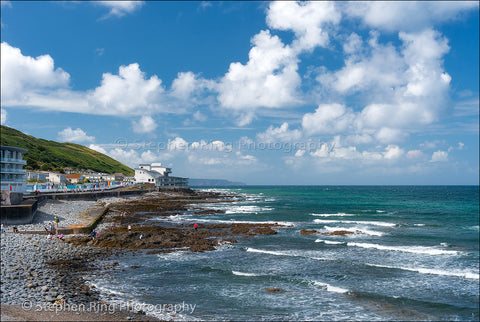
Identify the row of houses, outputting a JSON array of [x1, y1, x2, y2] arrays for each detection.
[[27, 171, 131, 184], [2, 145, 189, 194]]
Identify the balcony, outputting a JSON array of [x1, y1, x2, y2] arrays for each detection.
[[0, 158, 27, 165], [0, 168, 27, 174], [0, 178, 26, 182]]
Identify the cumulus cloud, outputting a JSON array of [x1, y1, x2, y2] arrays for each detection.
[[430, 150, 449, 162], [1, 42, 70, 105], [383, 145, 404, 160], [97, 1, 144, 18], [302, 104, 355, 136], [168, 137, 189, 151], [344, 1, 478, 32], [170, 71, 215, 103], [88, 63, 165, 115], [58, 127, 95, 143], [266, 1, 341, 52], [1, 108, 7, 125], [132, 115, 158, 133], [88, 144, 107, 154], [311, 29, 452, 144], [217, 30, 301, 125], [257, 122, 301, 143]]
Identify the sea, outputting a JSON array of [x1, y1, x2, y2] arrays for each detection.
[[87, 186, 479, 321]]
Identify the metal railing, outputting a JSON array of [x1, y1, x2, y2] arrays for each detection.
[[0, 158, 27, 165]]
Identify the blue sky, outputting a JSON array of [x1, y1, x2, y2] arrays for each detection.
[[1, 1, 478, 185]]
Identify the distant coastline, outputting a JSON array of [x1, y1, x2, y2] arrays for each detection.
[[189, 178, 246, 187]]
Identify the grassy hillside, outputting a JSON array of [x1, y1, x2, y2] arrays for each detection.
[[0, 125, 133, 175]]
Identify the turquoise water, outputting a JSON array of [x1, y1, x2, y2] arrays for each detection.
[[90, 186, 479, 320]]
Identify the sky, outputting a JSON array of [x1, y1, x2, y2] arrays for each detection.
[[1, 1, 479, 185]]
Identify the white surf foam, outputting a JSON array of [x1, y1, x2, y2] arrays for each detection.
[[225, 205, 273, 214], [246, 247, 287, 256], [314, 219, 396, 227], [246, 247, 330, 261], [323, 226, 384, 237], [414, 224, 425, 226], [158, 216, 294, 227], [315, 239, 344, 245], [376, 210, 386, 213], [347, 242, 459, 255], [365, 263, 479, 279], [313, 281, 349, 293], [232, 271, 262, 277], [186, 218, 294, 226], [311, 213, 354, 217]]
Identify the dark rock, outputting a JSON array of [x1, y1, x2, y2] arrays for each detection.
[[300, 229, 318, 235], [265, 288, 283, 293]]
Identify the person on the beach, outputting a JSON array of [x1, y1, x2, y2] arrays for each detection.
[[128, 225, 132, 232], [1, 224, 5, 234], [194, 223, 198, 231], [91, 230, 96, 240], [44, 226, 53, 239], [55, 216, 59, 227], [49, 223, 56, 235], [12, 226, 19, 233], [111, 222, 115, 230]]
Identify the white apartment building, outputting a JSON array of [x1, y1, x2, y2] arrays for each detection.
[[48, 172, 66, 184], [0, 146, 28, 193], [134, 162, 188, 188]]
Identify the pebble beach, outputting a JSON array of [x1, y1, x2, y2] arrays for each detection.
[[1, 197, 153, 321]]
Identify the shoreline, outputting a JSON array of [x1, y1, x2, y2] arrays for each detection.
[[1, 189, 281, 321]]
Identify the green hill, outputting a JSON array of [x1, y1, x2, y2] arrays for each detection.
[[0, 125, 133, 175]]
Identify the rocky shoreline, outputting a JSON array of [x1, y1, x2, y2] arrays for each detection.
[[1, 189, 283, 321]]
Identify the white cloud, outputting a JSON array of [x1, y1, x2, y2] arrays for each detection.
[[406, 150, 423, 159], [344, 1, 478, 32], [97, 1, 144, 18], [217, 30, 301, 125], [266, 1, 341, 52], [1, 108, 7, 125], [58, 127, 95, 143], [313, 29, 452, 145], [107, 148, 143, 167], [168, 137, 189, 151], [171, 72, 197, 100], [88, 63, 165, 115], [193, 111, 207, 122], [257, 122, 301, 143], [343, 33, 363, 54], [375, 127, 407, 144], [383, 145, 404, 160], [302, 103, 355, 136], [431, 150, 448, 162], [199, 2, 212, 10], [132, 115, 157, 133], [1, 42, 70, 105], [89, 144, 107, 155], [170, 71, 215, 104]]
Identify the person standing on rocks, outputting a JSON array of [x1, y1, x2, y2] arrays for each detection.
[[55, 216, 59, 228], [128, 225, 132, 232], [194, 223, 198, 231], [1, 224, 5, 234]]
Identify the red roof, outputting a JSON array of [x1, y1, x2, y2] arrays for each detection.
[[66, 174, 82, 179]]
